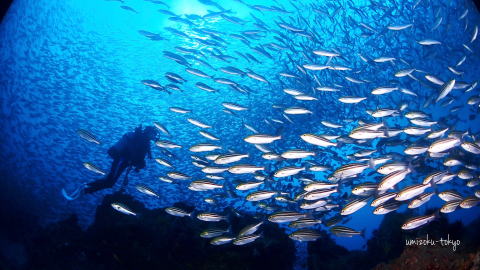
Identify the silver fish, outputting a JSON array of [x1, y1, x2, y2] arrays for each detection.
[[401, 214, 436, 230], [289, 229, 321, 241], [111, 203, 136, 216]]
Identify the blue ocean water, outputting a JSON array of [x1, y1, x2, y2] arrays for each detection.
[[1, 0, 480, 268]]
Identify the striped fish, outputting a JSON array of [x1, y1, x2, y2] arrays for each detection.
[[197, 212, 227, 222], [401, 213, 436, 230], [330, 226, 363, 237], [289, 229, 321, 241], [77, 129, 101, 144], [268, 211, 308, 223]]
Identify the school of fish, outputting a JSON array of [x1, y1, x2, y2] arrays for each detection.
[[79, 0, 480, 246]]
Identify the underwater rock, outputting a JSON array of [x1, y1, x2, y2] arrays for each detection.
[[373, 246, 480, 270], [308, 211, 480, 270], [24, 192, 295, 270], [26, 215, 89, 270], [307, 212, 411, 270], [365, 212, 413, 264]]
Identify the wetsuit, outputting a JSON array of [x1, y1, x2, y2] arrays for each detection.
[[84, 129, 152, 194]]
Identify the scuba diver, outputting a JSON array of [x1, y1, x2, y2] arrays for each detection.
[[62, 125, 159, 200]]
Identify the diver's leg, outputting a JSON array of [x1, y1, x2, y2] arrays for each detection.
[[111, 159, 130, 181], [84, 158, 124, 194]]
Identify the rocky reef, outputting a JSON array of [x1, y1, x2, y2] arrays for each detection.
[[4, 193, 480, 270], [308, 210, 480, 270], [22, 192, 295, 270], [373, 213, 480, 270], [373, 245, 480, 270]]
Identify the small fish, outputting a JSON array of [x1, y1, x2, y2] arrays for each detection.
[[238, 221, 263, 236], [304, 189, 337, 201], [395, 183, 431, 201], [371, 87, 398, 95], [228, 164, 265, 174], [288, 218, 322, 229], [197, 212, 227, 222], [303, 64, 329, 71], [330, 226, 363, 237], [274, 166, 305, 178], [222, 102, 248, 111], [373, 201, 401, 215], [341, 197, 370, 215], [377, 162, 408, 176], [438, 190, 463, 202], [77, 129, 101, 144], [395, 69, 415, 77], [167, 171, 191, 180], [156, 140, 181, 149], [236, 181, 264, 191], [169, 107, 191, 114], [111, 203, 136, 216], [244, 134, 281, 144], [165, 207, 191, 217], [418, 39, 441, 46], [215, 153, 249, 165], [378, 169, 411, 191], [189, 143, 221, 152], [300, 134, 337, 147], [187, 118, 212, 128], [135, 185, 159, 197], [158, 177, 173, 183], [200, 228, 229, 238], [186, 67, 211, 78], [401, 213, 436, 230], [313, 50, 340, 57], [316, 87, 340, 92], [374, 57, 396, 63], [332, 163, 370, 181], [461, 142, 480, 154], [268, 211, 308, 223], [428, 137, 461, 153], [155, 158, 173, 167], [189, 180, 223, 191], [471, 25, 478, 43], [436, 80, 456, 102], [289, 229, 321, 241], [387, 24, 412, 31], [440, 200, 462, 213], [281, 149, 315, 159], [83, 162, 106, 175], [371, 192, 397, 207], [338, 96, 367, 104], [120, 5, 138, 13], [233, 234, 261, 245], [321, 121, 342, 128], [304, 182, 338, 192], [408, 192, 435, 209], [352, 183, 377, 196], [153, 122, 170, 136], [210, 236, 235, 245], [460, 197, 480, 208], [196, 82, 217, 92], [246, 190, 277, 201], [284, 107, 313, 115], [300, 200, 327, 209]]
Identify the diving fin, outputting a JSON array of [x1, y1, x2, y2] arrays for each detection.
[[61, 184, 85, 200]]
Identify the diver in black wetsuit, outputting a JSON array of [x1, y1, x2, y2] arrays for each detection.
[[62, 125, 158, 200]]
